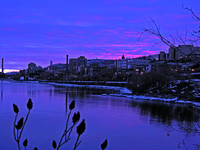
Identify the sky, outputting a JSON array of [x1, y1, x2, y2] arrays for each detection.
[[0, 0, 200, 72]]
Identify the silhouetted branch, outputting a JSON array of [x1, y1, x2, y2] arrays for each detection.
[[18, 110, 30, 140], [144, 18, 172, 47], [57, 121, 78, 149], [55, 100, 84, 150], [57, 110, 71, 149], [13, 99, 33, 150], [65, 110, 71, 140], [183, 4, 200, 21], [13, 113, 18, 141], [13, 99, 107, 150], [73, 135, 81, 150]]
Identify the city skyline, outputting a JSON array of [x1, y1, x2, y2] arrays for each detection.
[[0, 0, 200, 71]]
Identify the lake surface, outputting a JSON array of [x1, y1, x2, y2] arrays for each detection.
[[0, 80, 199, 150]]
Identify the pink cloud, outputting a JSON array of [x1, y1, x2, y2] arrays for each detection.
[[143, 50, 159, 54]]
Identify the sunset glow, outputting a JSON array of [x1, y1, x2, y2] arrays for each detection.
[[0, 0, 199, 70]]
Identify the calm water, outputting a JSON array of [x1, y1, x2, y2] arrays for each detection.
[[0, 80, 199, 150]]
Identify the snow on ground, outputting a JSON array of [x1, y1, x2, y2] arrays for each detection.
[[45, 82, 132, 94], [44, 81, 200, 108]]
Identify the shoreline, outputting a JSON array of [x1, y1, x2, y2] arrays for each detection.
[[4, 79, 200, 108], [38, 80, 200, 108]]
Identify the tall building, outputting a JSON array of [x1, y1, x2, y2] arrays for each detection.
[[69, 56, 87, 74], [169, 45, 176, 60], [169, 45, 200, 60], [69, 58, 78, 74], [66, 55, 69, 74], [159, 51, 166, 61], [28, 62, 37, 74], [77, 56, 87, 67], [77, 56, 87, 75]]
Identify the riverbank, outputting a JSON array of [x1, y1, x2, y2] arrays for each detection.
[[107, 93, 200, 107], [39, 80, 132, 94], [38, 80, 200, 108], [38, 80, 128, 87], [4, 79, 200, 108]]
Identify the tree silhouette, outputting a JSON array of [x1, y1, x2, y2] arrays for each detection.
[[13, 99, 108, 150]]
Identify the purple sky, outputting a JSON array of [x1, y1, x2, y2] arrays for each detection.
[[0, 0, 200, 71]]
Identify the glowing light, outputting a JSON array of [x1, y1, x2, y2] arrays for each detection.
[[0, 69, 19, 73]]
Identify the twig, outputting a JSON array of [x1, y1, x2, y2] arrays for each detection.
[[57, 122, 77, 149], [73, 135, 81, 150], [18, 110, 30, 140], [57, 110, 71, 149], [13, 113, 18, 141]]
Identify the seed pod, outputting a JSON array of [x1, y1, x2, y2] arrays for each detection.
[[76, 119, 86, 135], [23, 139, 28, 147], [101, 139, 108, 150], [27, 98, 33, 110], [13, 104, 19, 114], [52, 140, 57, 149], [16, 117, 24, 130], [69, 100, 75, 110], [72, 112, 80, 124]]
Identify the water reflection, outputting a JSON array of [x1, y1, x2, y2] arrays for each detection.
[[129, 101, 200, 139], [0, 80, 3, 101], [130, 101, 200, 124], [65, 92, 69, 112], [0, 80, 199, 150], [53, 85, 118, 98], [54, 85, 200, 125]]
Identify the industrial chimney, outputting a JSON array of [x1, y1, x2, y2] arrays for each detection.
[[66, 55, 68, 74]]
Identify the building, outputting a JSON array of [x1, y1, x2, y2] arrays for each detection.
[[28, 63, 37, 74], [169, 45, 200, 60], [87, 59, 116, 68], [159, 51, 167, 61], [69, 58, 78, 74], [87, 59, 104, 67], [146, 54, 159, 61], [116, 58, 150, 72], [77, 56, 87, 67], [117, 59, 127, 70], [69, 56, 87, 75]]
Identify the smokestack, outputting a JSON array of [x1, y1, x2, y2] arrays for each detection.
[[66, 55, 68, 74], [2, 58, 4, 73]]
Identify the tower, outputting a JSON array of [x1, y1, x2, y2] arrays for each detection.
[[66, 55, 69, 74]]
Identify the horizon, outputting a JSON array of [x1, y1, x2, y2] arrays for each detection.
[[0, 53, 154, 73], [1, 0, 200, 71]]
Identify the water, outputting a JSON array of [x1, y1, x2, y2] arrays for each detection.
[[0, 80, 199, 150]]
